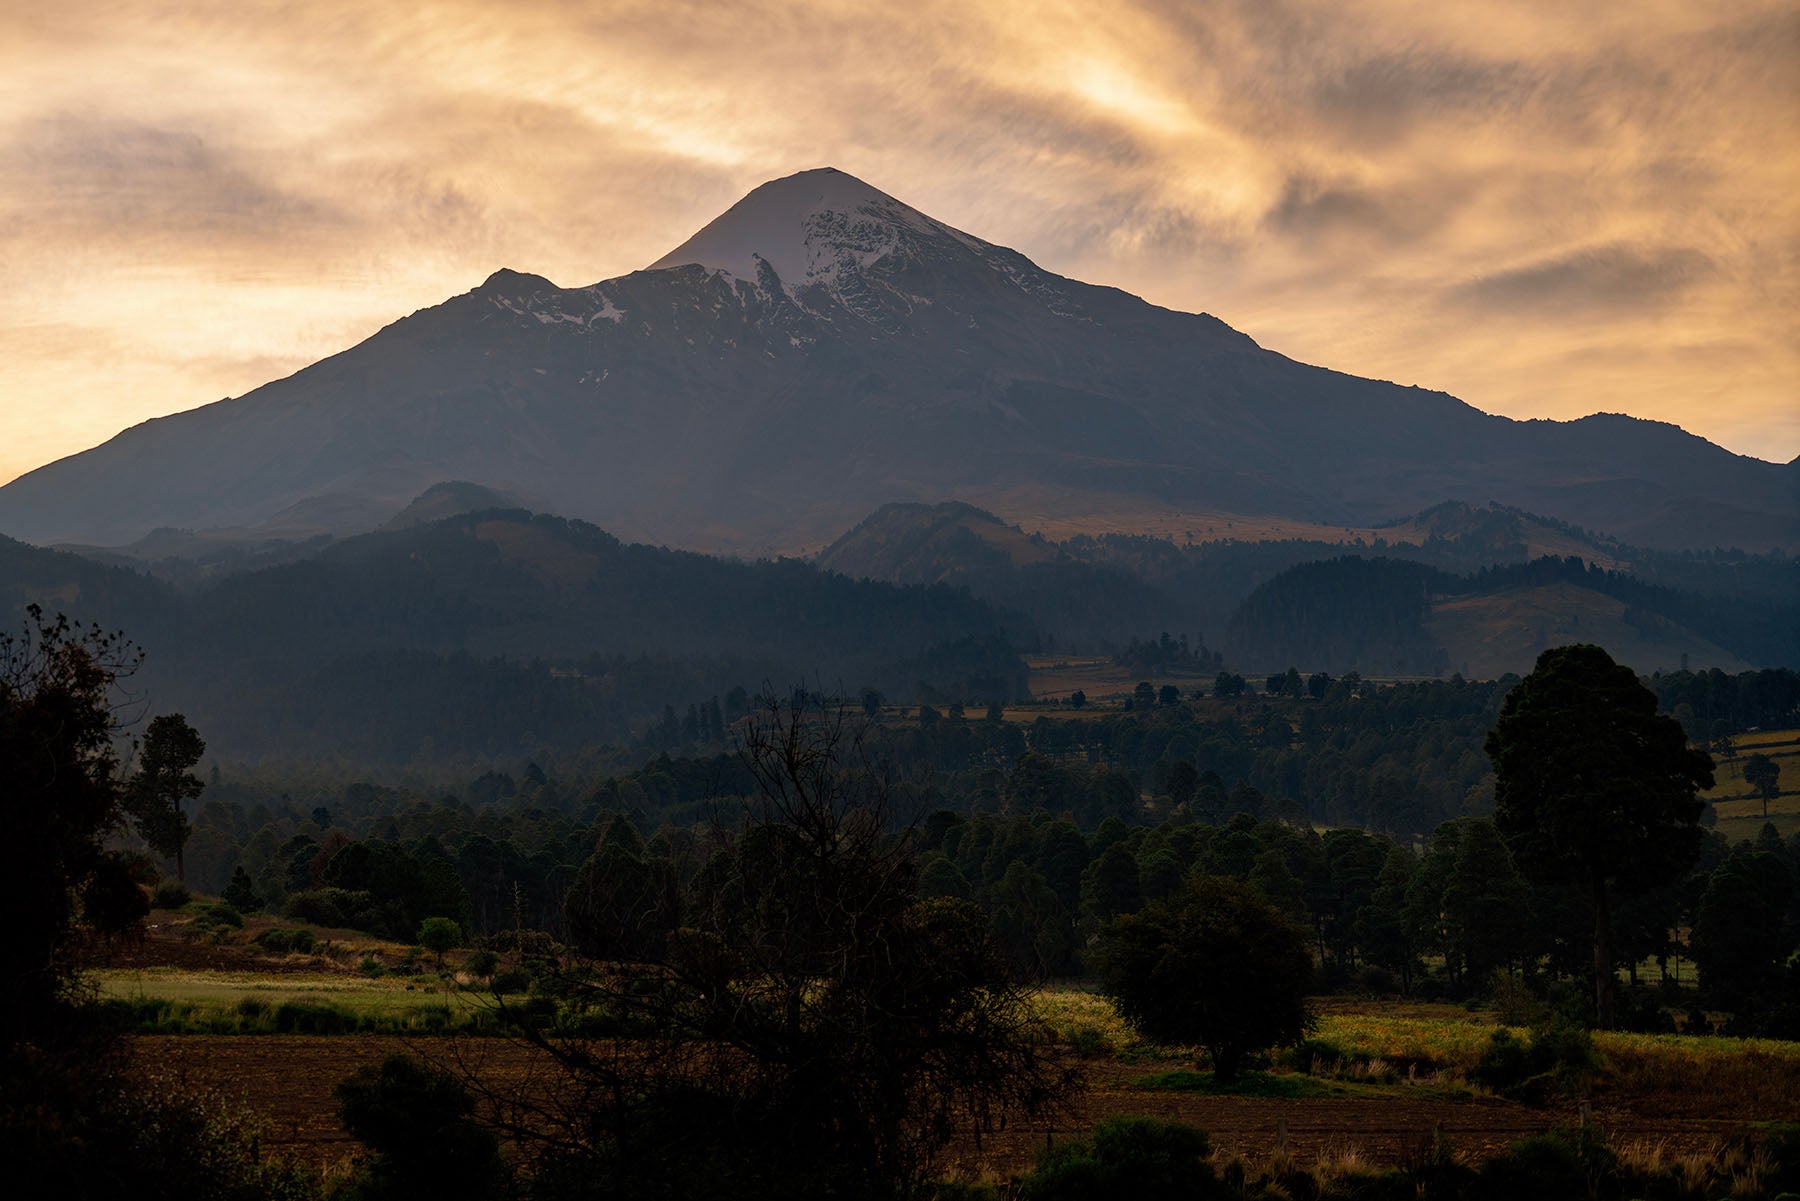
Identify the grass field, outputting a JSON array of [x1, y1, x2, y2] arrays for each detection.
[[95, 967, 515, 1034], [1706, 728, 1799, 839], [119, 981, 1800, 1180]]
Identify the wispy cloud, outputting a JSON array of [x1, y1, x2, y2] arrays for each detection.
[[1, 0, 1795, 486]]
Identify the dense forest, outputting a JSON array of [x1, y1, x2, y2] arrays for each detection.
[[168, 681, 1800, 1038], [145, 666, 1797, 1044]]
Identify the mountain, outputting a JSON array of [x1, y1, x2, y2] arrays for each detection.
[[0, 507, 1028, 760], [2, 167, 1793, 553], [821, 498, 1800, 668]]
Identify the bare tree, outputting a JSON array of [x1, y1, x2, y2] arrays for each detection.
[[468, 692, 1073, 1199]]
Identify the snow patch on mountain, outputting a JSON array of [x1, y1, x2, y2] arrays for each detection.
[[647, 167, 989, 303]]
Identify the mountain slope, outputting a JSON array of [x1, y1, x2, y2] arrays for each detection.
[[1224, 555, 1792, 677], [2, 168, 1792, 553], [1, 510, 1029, 759]]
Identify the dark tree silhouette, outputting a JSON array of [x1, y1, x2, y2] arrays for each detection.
[[1742, 753, 1781, 819], [1096, 876, 1313, 1082], [1, 606, 146, 1049], [489, 695, 1072, 1199], [1485, 644, 1713, 1028], [126, 713, 206, 882]]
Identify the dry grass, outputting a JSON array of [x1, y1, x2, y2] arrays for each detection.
[[1594, 1031, 1800, 1119]]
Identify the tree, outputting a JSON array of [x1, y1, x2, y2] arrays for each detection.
[[1485, 644, 1713, 1028], [126, 713, 206, 882], [417, 917, 461, 967], [221, 865, 263, 913], [1068, 689, 1086, 710], [1096, 875, 1313, 1082], [1690, 844, 1794, 1011], [1743, 753, 1780, 819], [563, 815, 665, 962], [1, 606, 147, 1048], [500, 696, 1072, 1197], [336, 1053, 509, 1200], [1439, 820, 1527, 987]]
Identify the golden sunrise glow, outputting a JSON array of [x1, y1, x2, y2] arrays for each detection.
[[3, 0, 1796, 485]]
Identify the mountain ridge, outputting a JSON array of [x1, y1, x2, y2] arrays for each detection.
[[2, 167, 1792, 553]]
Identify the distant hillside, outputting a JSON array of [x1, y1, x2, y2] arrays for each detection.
[[1224, 554, 1794, 676], [381, 481, 520, 530], [820, 498, 1798, 662], [1, 511, 1029, 761], [817, 501, 1180, 647]]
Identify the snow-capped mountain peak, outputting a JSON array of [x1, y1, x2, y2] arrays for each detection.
[[646, 167, 986, 299]]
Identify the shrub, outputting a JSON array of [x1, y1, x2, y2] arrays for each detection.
[[464, 949, 499, 979], [1763, 1122, 1800, 1196], [1019, 1116, 1216, 1200], [358, 956, 386, 978], [417, 917, 461, 966], [202, 903, 242, 928], [221, 866, 263, 913], [254, 927, 315, 955], [1473, 1128, 1615, 1201], [1065, 1025, 1109, 1058], [334, 1053, 509, 1200], [255, 929, 293, 954], [489, 969, 531, 995], [1472, 1133, 1586, 1199], [272, 1002, 357, 1035], [286, 887, 373, 930], [150, 880, 192, 910], [1472, 1019, 1596, 1101]]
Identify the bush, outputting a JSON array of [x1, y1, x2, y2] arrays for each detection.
[[272, 1002, 357, 1035], [1, 1035, 321, 1200], [1065, 1025, 1109, 1058], [1471, 1028, 1536, 1092], [221, 866, 263, 913], [417, 917, 461, 966], [1020, 1116, 1216, 1200], [255, 929, 293, 954], [334, 1053, 509, 1200], [254, 927, 315, 955], [489, 969, 531, 995], [1473, 1128, 1615, 1201], [150, 880, 192, 910], [286, 887, 373, 930], [1471, 1019, 1595, 1100], [202, 903, 242, 929], [358, 956, 386, 978], [464, 949, 499, 979]]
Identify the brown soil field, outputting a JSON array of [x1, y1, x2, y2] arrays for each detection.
[[133, 1034, 1787, 1180]]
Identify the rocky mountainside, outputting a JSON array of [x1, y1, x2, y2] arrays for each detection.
[[2, 168, 1793, 553]]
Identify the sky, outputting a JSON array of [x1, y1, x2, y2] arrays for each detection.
[[3, 0, 1796, 486]]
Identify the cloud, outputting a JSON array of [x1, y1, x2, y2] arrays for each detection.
[[1451, 244, 1717, 315]]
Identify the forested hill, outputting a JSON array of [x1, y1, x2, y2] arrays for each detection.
[[818, 499, 1800, 661], [1225, 555, 1798, 676], [0, 512, 1030, 761]]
